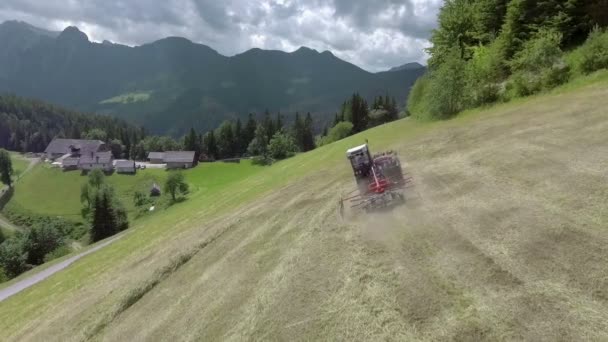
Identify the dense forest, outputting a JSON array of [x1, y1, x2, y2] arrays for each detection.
[[408, 0, 608, 119], [0, 95, 145, 156]]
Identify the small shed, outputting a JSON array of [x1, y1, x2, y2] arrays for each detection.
[[164, 151, 196, 169], [115, 160, 136, 174], [148, 152, 165, 164]]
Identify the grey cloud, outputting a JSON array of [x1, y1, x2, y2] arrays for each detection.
[[0, 0, 440, 71]]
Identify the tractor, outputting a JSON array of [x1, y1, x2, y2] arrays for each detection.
[[341, 144, 411, 213]]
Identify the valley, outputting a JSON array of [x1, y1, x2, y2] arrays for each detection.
[[0, 72, 606, 340]]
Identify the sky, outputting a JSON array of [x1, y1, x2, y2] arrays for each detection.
[[0, 0, 442, 72]]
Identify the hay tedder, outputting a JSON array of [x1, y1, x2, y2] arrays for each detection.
[[340, 144, 412, 213]]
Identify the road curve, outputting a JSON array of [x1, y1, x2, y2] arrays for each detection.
[[0, 236, 121, 302]]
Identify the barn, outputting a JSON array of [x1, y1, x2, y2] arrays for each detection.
[[164, 151, 196, 169], [147, 152, 165, 164], [115, 160, 136, 174], [78, 151, 114, 172]]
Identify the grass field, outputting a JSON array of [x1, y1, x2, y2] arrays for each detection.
[[8, 153, 29, 180], [4, 161, 264, 222], [1, 72, 607, 341], [100, 91, 151, 104]]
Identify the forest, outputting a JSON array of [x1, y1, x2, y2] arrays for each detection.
[[0, 91, 401, 165], [0, 95, 145, 157], [408, 0, 608, 119]]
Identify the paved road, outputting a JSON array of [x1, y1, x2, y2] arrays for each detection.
[[0, 235, 122, 302], [0, 157, 123, 303]]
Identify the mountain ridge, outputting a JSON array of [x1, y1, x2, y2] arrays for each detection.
[[0, 21, 426, 135]]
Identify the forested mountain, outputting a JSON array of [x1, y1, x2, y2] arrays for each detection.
[[0, 21, 426, 136], [0, 94, 144, 155]]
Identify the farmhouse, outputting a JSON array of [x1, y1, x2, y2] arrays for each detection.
[[147, 151, 197, 169], [147, 152, 165, 164], [44, 139, 105, 161], [78, 151, 114, 172], [115, 160, 136, 174], [164, 151, 196, 169]]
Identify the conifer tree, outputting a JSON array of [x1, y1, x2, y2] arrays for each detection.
[[302, 113, 315, 152]]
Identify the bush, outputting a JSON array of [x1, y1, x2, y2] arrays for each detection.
[[571, 27, 608, 75], [268, 131, 299, 160], [427, 49, 468, 119], [317, 121, 354, 146], [43, 245, 71, 263], [23, 224, 65, 265], [0, 235, 28, 278], [465, 42, 504, 106], [164, 172, 189, 202], [506, 29, 569, 97], [0, 267, 7, 283], [407, 75, 431, 119], [251, 156, 272, 166]]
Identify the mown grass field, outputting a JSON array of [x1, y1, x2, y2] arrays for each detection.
[[8, 152, 29, 180], [4, 161, 263, 222], [0, 72, 607, 341]]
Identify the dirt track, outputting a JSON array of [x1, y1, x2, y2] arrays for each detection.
[[3, 84, 608, 341]]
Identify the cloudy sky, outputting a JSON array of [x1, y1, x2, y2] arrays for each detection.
[[0, 0, 442, 72]]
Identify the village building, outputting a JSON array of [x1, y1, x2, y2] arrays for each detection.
[[44, 139, 105, 161], [164, 151, 196, 169], [115, 160, 136, 174], [78, 151, 114, 172], [146, 151, 196, 169], [147, 152, 165, 164]]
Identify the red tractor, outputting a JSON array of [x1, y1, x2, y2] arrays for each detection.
[[341, 144, 411, 213]]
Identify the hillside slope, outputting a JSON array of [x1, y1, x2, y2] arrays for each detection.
[[1, 74, 608, 341], [0, 21, 425, 135]]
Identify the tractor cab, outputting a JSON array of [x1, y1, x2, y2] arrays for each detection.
[[346, 144, 372, 179]]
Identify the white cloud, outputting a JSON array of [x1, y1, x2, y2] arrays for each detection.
[[0, 0, 441, 71]]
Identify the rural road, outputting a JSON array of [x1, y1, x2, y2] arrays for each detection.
[[0, 157, 122, 303], [0, 236, 122, 302]]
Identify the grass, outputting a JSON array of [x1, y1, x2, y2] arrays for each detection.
[[100, 91, 151, 104], [1, 71, 608, 340], [4, 160, 263, 223], [8, 152, 29, 180]]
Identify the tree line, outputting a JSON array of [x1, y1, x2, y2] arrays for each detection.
[[0, 90, 403, 164], [316, 93, 400, 146], [408, 0, 608, 120], [0, 95, 145, 157]]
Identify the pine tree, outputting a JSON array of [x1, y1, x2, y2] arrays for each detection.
[[333, 112, 341, 126], [217, 121, 235, 159], [0, 149, 13, 187], [244, 113, 257, 149], [350, 93, 369, 133], [293, 112, 304, 151], [263, 110, 275, 141], [276, 112, 284, 132], [90, 187, 119, 242], [234, 119, 243, 156], [302, 113, 315, 152], [203, 131, 218, 160]]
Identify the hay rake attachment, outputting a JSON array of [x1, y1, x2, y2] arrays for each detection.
[[340, 144, 412, 214]]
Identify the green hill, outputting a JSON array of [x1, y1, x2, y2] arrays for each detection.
[[0, 21, 425, 136], [0, 71, 607, 340]]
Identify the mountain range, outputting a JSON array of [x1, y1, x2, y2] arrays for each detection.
[[0, 20, 426, 136]]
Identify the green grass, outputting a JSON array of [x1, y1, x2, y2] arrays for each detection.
[[1, 71, 608, 340], [100, 91, 151, 104], [8, 152, 28, 180], [5, 161, 263, 223]]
